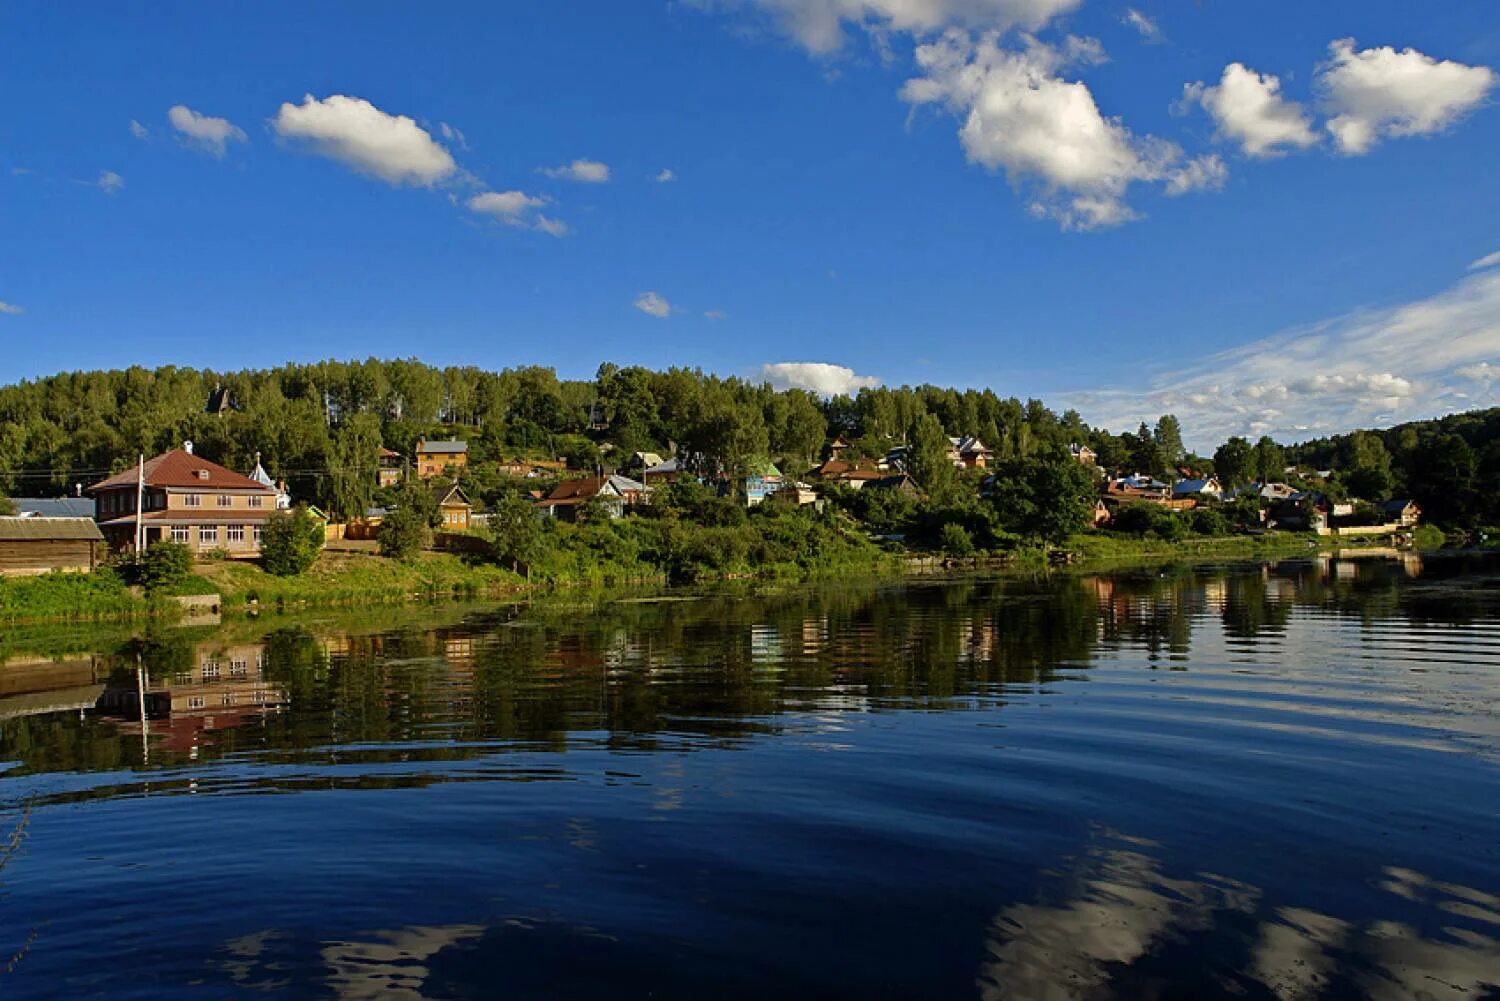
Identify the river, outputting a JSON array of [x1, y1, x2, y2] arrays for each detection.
[[1, 553, 1498, 998]]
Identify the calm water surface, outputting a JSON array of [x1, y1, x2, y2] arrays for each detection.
[[2, 554, 1499, 998]]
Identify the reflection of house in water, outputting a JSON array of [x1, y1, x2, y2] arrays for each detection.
[[0, 654, 105, 721], [749, 623, 783, 666], [96, 641, 286, 756]]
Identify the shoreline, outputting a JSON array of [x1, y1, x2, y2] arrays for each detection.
[[0, 530, 1391, 628]]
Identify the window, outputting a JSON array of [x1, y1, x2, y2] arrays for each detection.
[[249, 496, 263, 508], [227, 525, 245, 544], [221, 693, 236, 706], [188, 696, 206, 710], [218, 495, 232, 507], [252, 525, 264, 545], [230, 659, 247, 677], [184, 493, 201, 507], [202, 661, 220, 680], [171, 525, 190, 544], [200, 526, 218, 546], [174, 672, 192, 686]]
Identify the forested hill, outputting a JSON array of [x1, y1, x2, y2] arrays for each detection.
[[1, 359, 1497, 529], [1284, 407, 1500, 525]]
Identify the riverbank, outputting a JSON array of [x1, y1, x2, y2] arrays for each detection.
[[0, 529, 1407, 626]]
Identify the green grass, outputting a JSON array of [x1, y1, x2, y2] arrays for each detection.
[[0, 569, 149, 624], [195, 551, 527, 612]]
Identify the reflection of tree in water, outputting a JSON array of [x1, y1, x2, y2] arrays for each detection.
[[976, 837, 1500, 1000]]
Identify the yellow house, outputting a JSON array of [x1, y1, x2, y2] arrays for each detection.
[[415, 439, 468, 479]]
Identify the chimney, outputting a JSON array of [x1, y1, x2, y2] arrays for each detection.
[[75, 483, 82, 497], [183, 440, 194, 455]]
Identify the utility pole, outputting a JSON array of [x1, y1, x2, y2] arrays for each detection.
[[134, 453, 145, 555]]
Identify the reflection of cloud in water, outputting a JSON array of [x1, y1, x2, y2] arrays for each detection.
[[979, 842, 1500, 1000], [224, 924, 485, 1000]]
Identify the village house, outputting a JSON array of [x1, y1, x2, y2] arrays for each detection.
[[743, 458, 784, 506], [87, 445, 278, 556], [433, 483, 474, 531], [773, 481, 821, 507], [863, 474, 920, 496], [1172, 476, 1223, 500], [1228, 481, 1299, 502], [1380, 499, 1422, 527], [377, 447, 404, 488], [535, 476, 627, 521], [8, 496, 96, 519], [948, 436, 992, 469], [0, 517, 106, 576], [497, 458, 568, 479], [415, 438, 468, 479], [641, 456, 688, 485], [1068, 443, 1097, 466], [247, 453, 292, 509]]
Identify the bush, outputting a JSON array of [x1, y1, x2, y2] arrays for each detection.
[[1187, 507, 1229, 536], [939, 522, 975, 555], [261, 506, 326, 576], [379, 505, 432, 560], [138, 541, 192, 590]]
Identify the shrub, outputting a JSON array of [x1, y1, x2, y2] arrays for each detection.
[[378, 505, 432, 560], [939, 522, 975, 555], [138, 541, 192, 590], [1187, 507, 1229, 536], [261, 506, 326, 576]]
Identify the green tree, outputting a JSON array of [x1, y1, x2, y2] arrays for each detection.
[[1214, 437, 1253, 487], [378, 482, 438, 559], [1153, 414, 1185, 467], [1127, 423, 1166, 476], [1253, 436, 1285, 483], [138, 541, 192, 590], [486, 493, 548, 575], [329, 412, 382, 522], [906, 414, 955, 499], [989, 454, 1096, 545], [260, 506, 326, 576], [939, 522, 975, 555]]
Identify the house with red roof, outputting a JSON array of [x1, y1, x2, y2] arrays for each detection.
[[87, 444, 278, 556]]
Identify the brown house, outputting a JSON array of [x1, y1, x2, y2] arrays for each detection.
[[0, 518, 105, 575], [377, 447, 404, 488], [87, 446, 278, 556], [415, 439, 468, 479]]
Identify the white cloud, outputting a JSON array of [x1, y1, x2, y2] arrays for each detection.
[[0, 300, 23, 316], [701, 0, 1081, 55], [1469, 250, 1500, 271], [96, 170, 124, 195], [902, 31, 1222, 229], [272, 94, 458, 186], [760, 361, 882, 396], [1183, 63, 1320, 158], [655, 168, 677, 183], [1059, 265, 1500, 448], [1318, 39, 1496, 155], [168, 105, 247, 158], [634, 291, 674, 318], [539, 159, 611, 183], [704, 309, 728, 320], [467, 191, 567, 236], [1122, 9, 1161, 43], [129, 119, 150, 140]]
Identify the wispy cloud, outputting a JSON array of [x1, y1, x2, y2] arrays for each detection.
[[1467, 250, 1500, 272], [539, 159, 611, 183], [655, 168, 677, 183], [129, 119, 150, 140], [1122, 8, 1162, 43], [704, 309, 727, 320], [760, 362, 881, 396], [168, 105, 248, 158], [0, 300, 24, 316], [634, 291, 674, 318], [1059, 265, 1500, 449], [95, 170, 124, 195]]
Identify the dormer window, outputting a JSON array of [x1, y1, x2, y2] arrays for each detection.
[[197, 469, 211, 481]]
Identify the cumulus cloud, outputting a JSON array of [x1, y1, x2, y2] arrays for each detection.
[[539, 159, 611, 183], [634, 291, 674, 318], [0, 300, 23, 316], [1182, 63, 1319, 158], [129, 119, 149, 140], [272, 94, 458, 186], [655, 168, 677, 183], [1469, 250, 1500, 271], [95, 170, 124, 195], [902, 31, 1223, 229], [168, 105, 248, 158], [1318, 39, 1496, 155], [698, 0, 1081, 54], [1058, 265, 1500, 448], [760, 361, 882, 396], [466, 191, 566, 236], [1122, 9, 1161, 43]]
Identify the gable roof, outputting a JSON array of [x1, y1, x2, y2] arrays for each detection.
[[543, 476, 619, 502], [1380, 498, 1418, 514], [0, 517, 105, 542], [1172, 477, 1220, 496], [417, 439, 468, 455], [432, 483, 472, 508], [87, 449, 274, 494]]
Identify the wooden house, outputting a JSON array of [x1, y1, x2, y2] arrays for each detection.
[[0, 518, 105, 575], [87, 445, 278, 556], [535, 476, 625, 521], [433, 483, 474, 531], [1380, 499, 1422, 527], [377, 447, 404, 488], [947, 436, 992, 470], [415, 438, 468, 479]]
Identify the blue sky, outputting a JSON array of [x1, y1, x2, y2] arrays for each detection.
[[2, 1, 1497, 447]]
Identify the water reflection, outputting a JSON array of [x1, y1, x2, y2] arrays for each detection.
[[0, 553, 1498, 999]]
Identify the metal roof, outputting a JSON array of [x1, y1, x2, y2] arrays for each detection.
[[0, 517, 106, 542], [418, 439, 469, 454], [9, 497, 96, 518]]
